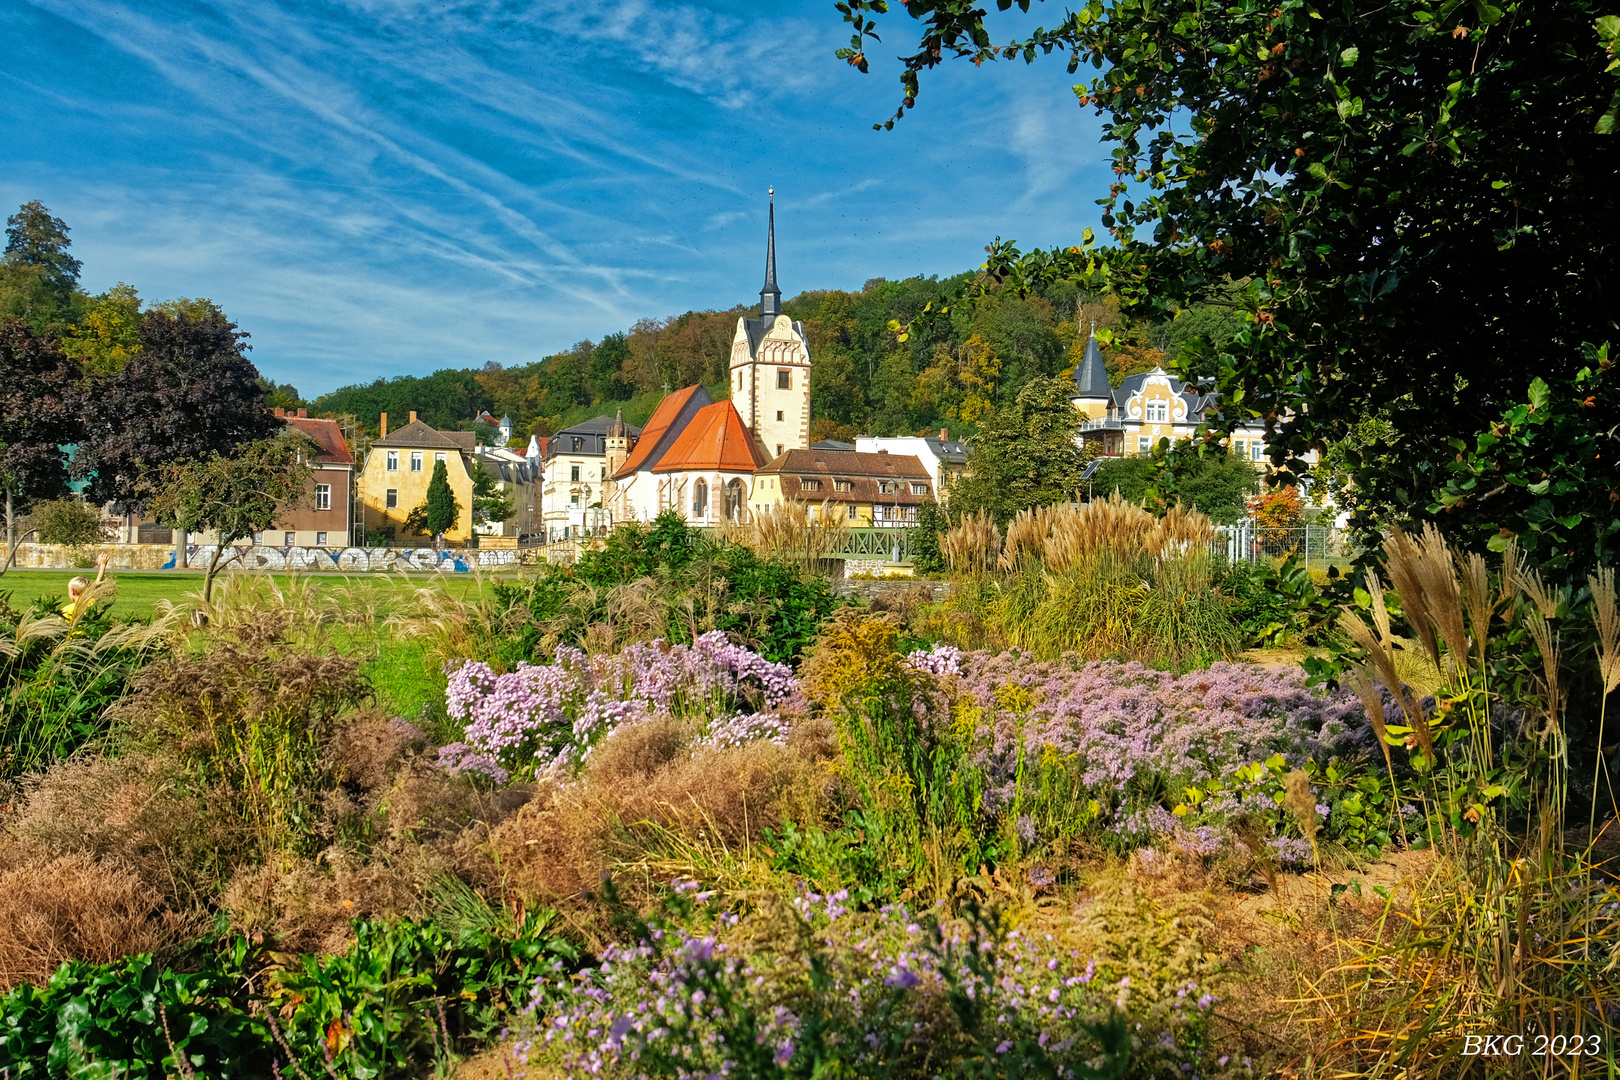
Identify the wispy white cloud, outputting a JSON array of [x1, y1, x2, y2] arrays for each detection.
[[7, 0, 1115, 394]]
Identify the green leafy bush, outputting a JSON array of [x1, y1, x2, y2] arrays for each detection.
[[0, 914, 581, 1079], [493, 511, 838, 666], [0, 943, 268, 1079]]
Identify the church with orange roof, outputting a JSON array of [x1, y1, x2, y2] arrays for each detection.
[[603, 193, 812, 526]]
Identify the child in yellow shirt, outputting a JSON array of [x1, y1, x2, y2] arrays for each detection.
[[62, 553, 111, 619]]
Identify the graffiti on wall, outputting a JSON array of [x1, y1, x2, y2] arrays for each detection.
[[161, 545, 526, 573]]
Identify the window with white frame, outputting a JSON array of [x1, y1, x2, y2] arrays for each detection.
[[801, 478, 821, 492], [911, 483, 928, 496], [1146, 401, 1169, 423], [314, 484, 331, 510], [1138, 437, 1150, 453], [1251, 442, 1264, 461], [435, 452, 446, 464], [410, 452, 422, 472], [386, 450, 398, 471]]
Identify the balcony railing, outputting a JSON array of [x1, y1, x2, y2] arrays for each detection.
[[1078, 417, 1127, 432]]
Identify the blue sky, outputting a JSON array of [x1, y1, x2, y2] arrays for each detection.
[[2, 0, 1113, 396]]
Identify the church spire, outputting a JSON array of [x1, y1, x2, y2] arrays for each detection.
[[760, 188, 781, 319]]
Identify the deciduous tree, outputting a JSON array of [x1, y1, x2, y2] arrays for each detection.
[[0, 319, 82, 573], [950, 375, 1092, 525], [78, 309, 281, 511], [839, 0, 1620, 545], [142, 435, 314, 603]]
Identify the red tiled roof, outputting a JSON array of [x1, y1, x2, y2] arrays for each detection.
[[282, 415, 354, 465], [651, 401, 767, 474], [616, 385, 710, 478]]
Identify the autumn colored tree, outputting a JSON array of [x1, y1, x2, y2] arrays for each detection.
[[1251, 486, 1304, 530]]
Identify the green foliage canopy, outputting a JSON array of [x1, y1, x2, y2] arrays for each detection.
[[839, 0, 1620, 544], [949, 376, 1093, 525]]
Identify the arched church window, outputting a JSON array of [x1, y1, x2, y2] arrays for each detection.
[[725, 478, 745, 520], [692, 479, 708, 516]]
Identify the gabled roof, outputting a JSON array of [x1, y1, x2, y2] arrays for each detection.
[[373, 419, 472, 451], [281, 415, 354, 465], [651, 401, 767, 474], [558, 413, 642, 438], [757, 448, 931, 480], [1071, 331, 1111, 399], [614, 385, 712, 479], [755, 449, 934, 505]]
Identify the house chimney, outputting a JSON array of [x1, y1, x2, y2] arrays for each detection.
[[940, 428, 948, 439], [409, 411, 418, 424], [380, 413, 388, 437], [274, 407, 285, 417], [297, 408, 307, 418]]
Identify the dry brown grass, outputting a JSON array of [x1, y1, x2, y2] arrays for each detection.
[[4, 753, 242, 912], [0, 853, 191, 991], [492, 717, 834, 910]]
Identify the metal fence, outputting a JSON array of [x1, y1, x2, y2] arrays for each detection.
[[1213, 521, 1354, 569]]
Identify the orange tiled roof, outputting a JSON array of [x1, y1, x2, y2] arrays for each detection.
[[651, 401, 767, 474], [614, 385, 709, 479]]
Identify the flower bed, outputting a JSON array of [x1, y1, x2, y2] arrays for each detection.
[[439, 632, 800, 782], [908, 647, 1376, 862]]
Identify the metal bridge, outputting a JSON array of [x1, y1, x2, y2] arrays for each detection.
[[689, 526, 914, 562]]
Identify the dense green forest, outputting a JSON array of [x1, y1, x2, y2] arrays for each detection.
[[309, 275, 1243, 445]]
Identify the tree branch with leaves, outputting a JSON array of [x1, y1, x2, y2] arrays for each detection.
[[141, 435, 315, 603]]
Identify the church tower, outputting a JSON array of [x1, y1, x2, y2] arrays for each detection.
[[729, 190, 812, 462]]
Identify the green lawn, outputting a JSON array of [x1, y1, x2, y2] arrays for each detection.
[[0, 569, 513, 621], [1, 569, 531, 719]]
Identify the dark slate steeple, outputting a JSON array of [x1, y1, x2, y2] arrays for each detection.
[[1071, 323, 1111, 399], [760, 188, 782, 319]]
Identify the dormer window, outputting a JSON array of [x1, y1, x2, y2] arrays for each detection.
[[911, 483, 928, 496], [834, 479, 851, 492], [571, 436, 583, 451], [801, 478, 821, 492]]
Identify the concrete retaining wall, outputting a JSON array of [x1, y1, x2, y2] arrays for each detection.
[[6, 542, 541, 573]]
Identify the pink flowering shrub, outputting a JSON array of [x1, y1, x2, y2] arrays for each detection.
[[906, 647, 1374, 862], [518, 881, 1249, 1079], [438, 632, 799, 781]]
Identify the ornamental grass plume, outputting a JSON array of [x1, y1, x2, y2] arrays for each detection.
[[737, 499, 847, 572], [999, 505, 1052, 574], [1381, 523, 1467, 681], [941, 509, 1001, 577], [1587, 566, 1620, 841]]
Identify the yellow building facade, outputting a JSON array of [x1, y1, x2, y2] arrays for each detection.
[[358, 413, 477, 544]]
